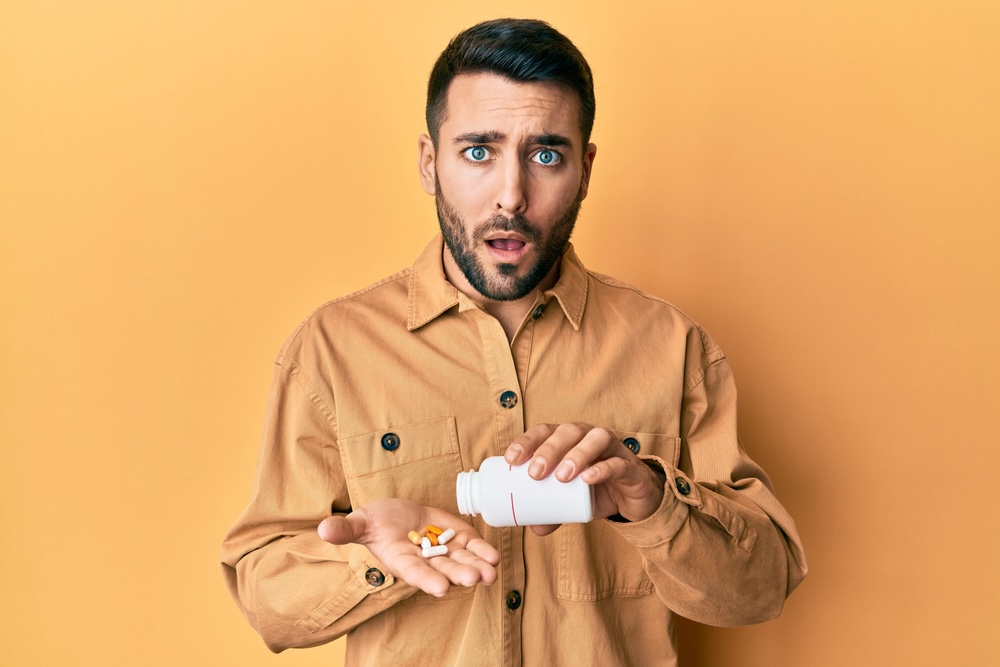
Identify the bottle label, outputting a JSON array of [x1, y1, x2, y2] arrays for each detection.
[[459, 457, 594, 527]]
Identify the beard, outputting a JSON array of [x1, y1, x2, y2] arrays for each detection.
[[435, 179, 584, 302]]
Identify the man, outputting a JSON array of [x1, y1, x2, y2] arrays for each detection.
[[222, 18, 807, 666]]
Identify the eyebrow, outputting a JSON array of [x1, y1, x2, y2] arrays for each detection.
[[530, 133, 574, 148], [453, 131, 505, 145], [452, 131, 575, 148]]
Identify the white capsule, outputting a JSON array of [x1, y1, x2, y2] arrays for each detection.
[[422, 545, 449, 558], [438, 528, 456, 545], [421, 537, 432, 549]]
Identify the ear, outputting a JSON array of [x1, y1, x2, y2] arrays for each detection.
[[417, 134, 437, 195], [579, 142, 597, 200]]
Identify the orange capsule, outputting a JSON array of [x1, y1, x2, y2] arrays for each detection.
[[407, 530, 422, 545], [425, 524, 444, 536], [427, 533, 439, 546]]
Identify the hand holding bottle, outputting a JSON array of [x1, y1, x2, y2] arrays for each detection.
[[503, 423, 667, 535]]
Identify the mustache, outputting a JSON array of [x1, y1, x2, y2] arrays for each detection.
[[470, 215, 542, 244]]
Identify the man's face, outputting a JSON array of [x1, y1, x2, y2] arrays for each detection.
[[419, 73, 596, 302]]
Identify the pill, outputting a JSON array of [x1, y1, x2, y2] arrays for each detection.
[[408, 531, 422, 545], [421, 536, 432, 550], [427, 532, 439, 546], [438, 528, 456, 544], [422, 545, 449, 558], [425, 524, 444, 536]]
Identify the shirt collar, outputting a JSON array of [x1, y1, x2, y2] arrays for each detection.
[[407, 234, 589, 331], [407, 235, 461, 331], [543, 243, 588, 331]]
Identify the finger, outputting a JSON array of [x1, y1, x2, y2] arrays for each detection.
[[317, 514, 364, 545], [447, 548, 500, 584], [520, 423, 594, 479], [529, 523, 561, 537], [545, 425, 618, 482], [392, 552, 452, 597], [583, 456, 656, 495], [426, 551, 495, 587], [584, 457, 666, 522], [463, 537, 501, 565], [504, 423, 558, 465], [580, 455, 631, 486]]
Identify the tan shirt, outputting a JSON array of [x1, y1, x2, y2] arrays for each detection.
[[221, 235, 807, 666]]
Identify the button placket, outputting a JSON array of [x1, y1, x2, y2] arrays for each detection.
[[472, 313, 525, 661]]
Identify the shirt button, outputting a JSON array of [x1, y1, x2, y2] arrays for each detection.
[[623, 437, 640, 454], [675, 478, 691, 496], [499, 391, 518, 409], [381, 433, 400, 451], [505, 590, 522, 610], [365, 567, 386, 587], [532, 304, 545, 320]]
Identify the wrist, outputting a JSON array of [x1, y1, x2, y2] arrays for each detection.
[[611, 459, 668, 523]]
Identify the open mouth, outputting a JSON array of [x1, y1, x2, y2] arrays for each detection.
[[486, 238, 526, 252], [484, 235, 530, 263]]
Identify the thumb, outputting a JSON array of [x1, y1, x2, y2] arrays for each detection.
[[318, 513, 364, 545]]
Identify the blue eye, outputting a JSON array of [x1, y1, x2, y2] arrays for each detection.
[[533, 149, 560, 165], [464, 146, 489, 161]]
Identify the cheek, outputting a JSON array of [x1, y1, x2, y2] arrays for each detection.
[[532, 173, 584, 213], [439, 170, 492, 214]]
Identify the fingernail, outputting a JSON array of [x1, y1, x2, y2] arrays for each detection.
[[505, 444, 523, 463], [528, 457, 545, 478], [556, 460, 575, 481]]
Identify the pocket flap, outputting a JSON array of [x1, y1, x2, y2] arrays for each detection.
[[338, 416, 463, 511]]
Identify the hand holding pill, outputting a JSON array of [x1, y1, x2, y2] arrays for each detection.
[[503, 422, 667, 535], [317, 498, 500, 598]]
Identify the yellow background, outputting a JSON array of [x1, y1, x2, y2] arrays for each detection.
[[2, 1, 998, 665]]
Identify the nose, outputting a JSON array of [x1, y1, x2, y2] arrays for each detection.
[[495, 159, 527, 215]]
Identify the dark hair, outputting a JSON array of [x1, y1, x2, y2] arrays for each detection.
[[426, 18, 596, 147]]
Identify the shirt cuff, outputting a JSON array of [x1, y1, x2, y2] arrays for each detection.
[[605, 455, 701, 548]]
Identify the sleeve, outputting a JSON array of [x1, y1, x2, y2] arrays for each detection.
[[608, 326, 808, 626], [220, 357, 418, 652]]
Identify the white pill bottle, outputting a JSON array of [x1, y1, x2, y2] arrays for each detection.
[[456, 456, 594, 527]]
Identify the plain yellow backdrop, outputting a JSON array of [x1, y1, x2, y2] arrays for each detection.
[[1, 1, 998, 665]]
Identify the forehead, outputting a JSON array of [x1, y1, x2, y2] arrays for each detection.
[[440, 73, 582, 142]]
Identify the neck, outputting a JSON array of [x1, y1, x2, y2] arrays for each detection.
[[442, 248, 559, 343], [483, 298, 536, 342]]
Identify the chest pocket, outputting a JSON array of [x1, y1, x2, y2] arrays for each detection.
[[558, 431, 681, 601], [338, 416, 464, 514]]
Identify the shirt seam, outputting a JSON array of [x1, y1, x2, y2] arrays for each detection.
[[276, 357, 338, 428], [274, 358, 341, 509], [586, 271, 696, 317], [280, 269, 412, 352]]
